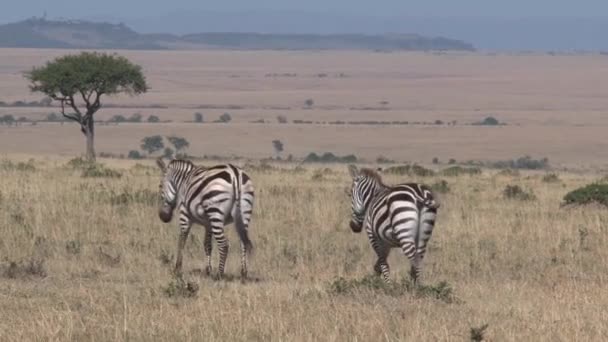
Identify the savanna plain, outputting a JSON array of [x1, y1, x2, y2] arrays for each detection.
[[1, 49, 608, 341]]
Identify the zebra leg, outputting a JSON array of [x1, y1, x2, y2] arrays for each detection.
[[203, 226, 213, 276], [211, 225, 229, 278], [174, 210, 192, 277], [410, 207, 437, 285], [369, 234, 391, 283]]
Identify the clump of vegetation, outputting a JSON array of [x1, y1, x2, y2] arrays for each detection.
[[304, 152, 357, 163], [128, 150, 143, 159], [470, 324, 489, 342], [2, 258, 47, 279], [163, 278, 199, 298], [473, 116, 502, 126], [81, 163, 122, 178], [496, 169, 521, 177], [65, 240, 82, 255], [194, 112, 204, 123], [431, 180, 450, 194], [376, 155, 395, 164], [492, 156, 549, 170], [218, 112, 232, 123], [441, 166, 481, 177], [328, 275, 456, 303], [563, 183, 608, 207], [383, 164, 434, 177], [147, 115, 160, 123], [542, 173, 560, 183], [1, 159, 37, 172], [304, 98, 314, 108], [277, 115, 288, 124], [503, 185, 535, 201]]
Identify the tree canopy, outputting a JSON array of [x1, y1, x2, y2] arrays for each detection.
[[24, 51, 148, 161]]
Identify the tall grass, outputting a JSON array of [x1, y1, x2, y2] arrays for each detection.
[[0, 159, 606, 341]]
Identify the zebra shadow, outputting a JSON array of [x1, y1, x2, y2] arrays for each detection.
[[187, 268, 263, 284]]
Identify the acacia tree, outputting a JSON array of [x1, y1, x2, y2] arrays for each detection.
[[25, 52, 148, 161]]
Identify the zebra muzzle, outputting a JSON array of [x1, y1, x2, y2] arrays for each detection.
[[158, 204, 174, 223], [350, 221, 363, 233]]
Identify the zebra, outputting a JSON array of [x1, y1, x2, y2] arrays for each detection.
[[156, 158, 254, 278], [347, 165, 439, 284]]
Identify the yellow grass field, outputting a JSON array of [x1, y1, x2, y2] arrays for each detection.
[[1, 49, 608, 341], [0, 158, 607, 341], [1, 49, 608, 167]]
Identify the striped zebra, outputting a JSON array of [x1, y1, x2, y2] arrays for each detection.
[[156, 158, 254, 278], [347, 165, 439, 283]]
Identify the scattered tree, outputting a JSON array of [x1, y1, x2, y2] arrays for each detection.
[[0, 114, 15, 126], [272, 139, 284, 159], [304, 98, 314, 108], [163, 147, 174, 159], [128, 113, 142, 122], [219, 112, 232, 123], [128, 150, 143, 159], [194, 112, 204, 123], [46, 112, 60, 122], [167, 136, 190, 152], [277, 115, 288, 124], [25, 52, 148, 161], [141, 135, 164, 155], [147, 115, 160, 123]]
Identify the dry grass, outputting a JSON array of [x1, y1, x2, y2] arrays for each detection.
[[1, 157, 607, 341], [1, 49, 608, 167]]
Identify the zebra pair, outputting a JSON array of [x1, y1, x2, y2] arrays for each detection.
[[347, 165, 439, 284], [156, 158, 254, 278]]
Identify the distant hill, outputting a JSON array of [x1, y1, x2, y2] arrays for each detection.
[[0, 18, 475, 51]]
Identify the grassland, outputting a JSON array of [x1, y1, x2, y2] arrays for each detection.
[[0, 157, 607, 341], [1, 49, 608, 167]]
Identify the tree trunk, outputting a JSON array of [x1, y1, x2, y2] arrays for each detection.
[[83, 117, 96, 162]]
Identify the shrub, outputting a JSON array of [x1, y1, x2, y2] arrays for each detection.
[[496, 169, 520, 177], [563, 183, 608, 207], [432, 157, 439, 164], [431, 180, 450, 194], [194, 112, 204, 123], [474, 116, 500, 126], [2, 258, 47, 279], [411, 165, 435, 177], [441, 166, 482, 177], [503, 185, 535, 201], [1, 159, 36, 172], [46, 112, 61, 121], [304, 98, 314, 108], [163, 278, 199, 298], [490, 156, 549, 170], [304, 152, 357, 163], [376, 155, 395, 164], [128, 150, 143, 159], [81, 164, 122, 178], [542, 173, 560, 183], [147, 115, 160, 123], [328, 275, 456, 303], [434, 120, 444, 125], [219, 112, 232, 123], [128, 113, 142, 122], [277, 115, 288, 124], [109, 114, 127, 123], [383, 165, 411, 175], [448, 158, 457, 165]]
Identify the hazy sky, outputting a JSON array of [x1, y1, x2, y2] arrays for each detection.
[[3, 0, 608, 21], [3, 0, 607, 50]]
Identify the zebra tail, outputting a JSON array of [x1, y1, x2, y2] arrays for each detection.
[[234, 171, 253, 254]]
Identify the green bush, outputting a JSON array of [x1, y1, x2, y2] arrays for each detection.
[[503, 185, 535, 201], [441, 166, 481, 177], [563, 183, 608, 207]]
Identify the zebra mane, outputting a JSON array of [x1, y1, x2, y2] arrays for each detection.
[[359, 168, 387, 187], [167, 159, 195, 172]]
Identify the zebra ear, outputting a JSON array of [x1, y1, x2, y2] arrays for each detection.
[[156, 157, 167, 173], [348, 164, 359, 179]]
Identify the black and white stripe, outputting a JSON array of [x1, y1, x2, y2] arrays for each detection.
[[348, 165, 439, 283], [156, 158, 254, 278]]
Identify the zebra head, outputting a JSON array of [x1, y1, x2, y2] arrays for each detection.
[[156, 157, 183, 223], [348, 165, 383, 233]]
